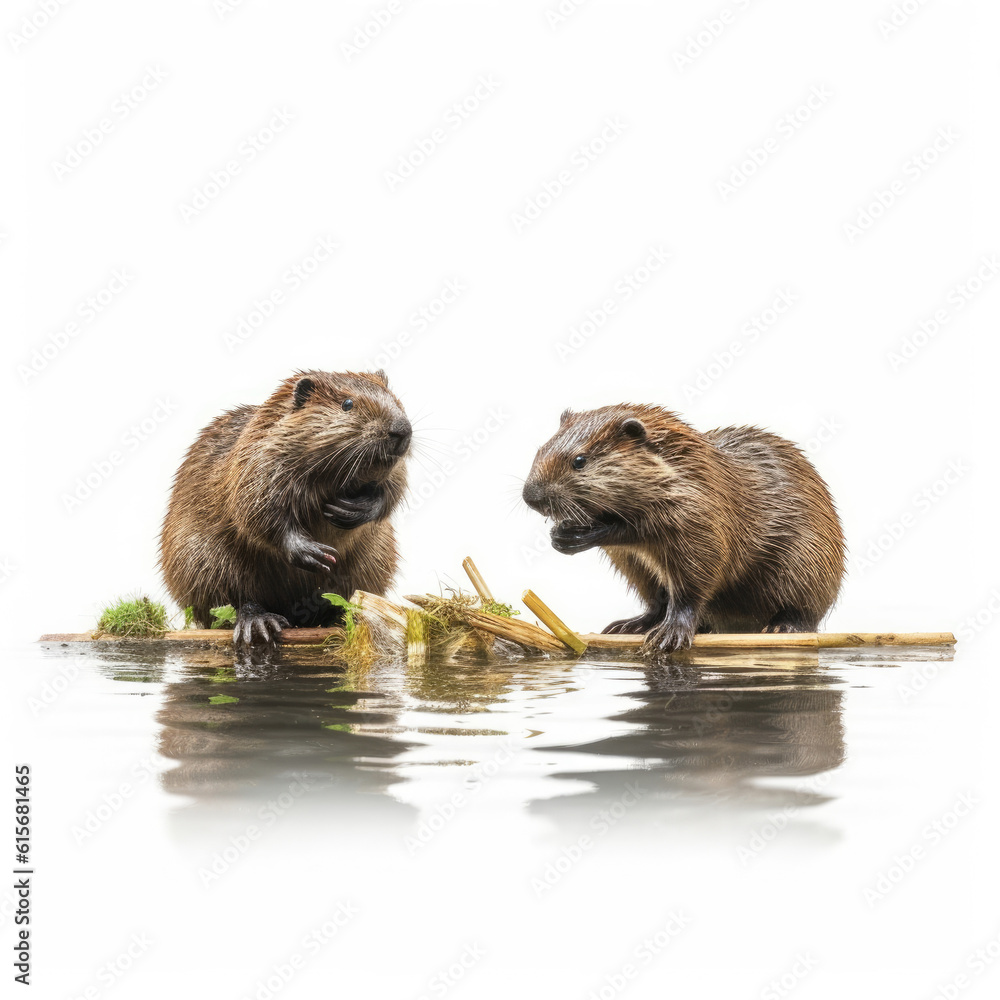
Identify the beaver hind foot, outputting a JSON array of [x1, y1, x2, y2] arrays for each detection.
[[763, 608, 819, 634]]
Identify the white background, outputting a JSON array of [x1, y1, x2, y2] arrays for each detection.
[[3, 3, 1000, 997], [2, 0, 997, 644]]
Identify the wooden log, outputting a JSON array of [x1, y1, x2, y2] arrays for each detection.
[[578, 631, 956, 650], [521, 589, 588, 655], [39, 627, 955, 651], [401, 601, 430, 667], [352, 591, 408, 631], [348, 590, 431, 665], [39, 628, 344, 645], [816, 632, 956, 648], [459, 610, 570, 653], [462, 557, 494, 603]]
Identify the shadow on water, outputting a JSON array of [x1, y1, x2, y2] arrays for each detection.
[[37, 638, 954, 838]]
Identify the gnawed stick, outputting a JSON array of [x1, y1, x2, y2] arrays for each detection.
[[405, 594, 569, 654], [521, 590, 588, 655], [462, 557, 494, 604], [348, 591, 433, 666]]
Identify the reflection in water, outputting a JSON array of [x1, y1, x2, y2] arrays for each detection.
[[39, 639, 955, 837], [531, 652, 846, 829]]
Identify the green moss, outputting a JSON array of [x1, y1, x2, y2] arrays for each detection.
[[480, 599, 520, 618], [210, 605, 237, 628], [208, 694, 239, 705], [96, 596, 169, 638], [209, 669, 237, 684]]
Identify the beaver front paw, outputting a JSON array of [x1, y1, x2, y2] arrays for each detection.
[[286, 537, 339, 573], [642, 608, 699, 656], [234, 605, 290, 647], [323, 484, 387, 529]]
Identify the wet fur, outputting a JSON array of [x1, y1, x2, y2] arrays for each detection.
[[160, 370, 408, 641], [523, 406, 845, 653]]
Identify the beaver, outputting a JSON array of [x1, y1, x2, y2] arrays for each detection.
[[160, 369, 411, 646], [522, 405, 845, 654]]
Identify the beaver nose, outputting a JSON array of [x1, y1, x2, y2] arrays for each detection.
[[522, 481, 551, 517], [387, 416, 412, 456]]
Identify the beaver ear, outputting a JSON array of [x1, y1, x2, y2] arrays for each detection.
[[559, 408, 574, 425], [292, 377, 315, 409], [368, 369, 389, 388], [621, 418, 646, 441]]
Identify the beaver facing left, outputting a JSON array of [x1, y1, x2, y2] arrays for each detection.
[[160, 369, 411, 646]]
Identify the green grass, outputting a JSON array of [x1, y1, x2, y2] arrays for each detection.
[[96, 596, 169, 638], [208, 694, 239, 705]]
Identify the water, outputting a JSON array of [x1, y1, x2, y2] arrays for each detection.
[[13, 638, 999, 998]]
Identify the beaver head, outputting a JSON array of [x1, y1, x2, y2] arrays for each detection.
[[251, 369, 411, 491], [522, 405, 694, 553]]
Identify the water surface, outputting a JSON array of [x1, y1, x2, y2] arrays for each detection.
[[18, 637, 995, 999]]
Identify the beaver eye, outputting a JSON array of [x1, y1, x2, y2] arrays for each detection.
[[572, 455, 587, 470], [342, 398, 354, 412]]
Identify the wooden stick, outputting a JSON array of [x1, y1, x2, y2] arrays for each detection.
[[578, 631, 956, 650], [405, 595, 569, 653], [404, 609, 429, 666], [39, 627, 343, 645], [352, 590, 408, 631], [39, 628, 955, 650], [580, 633, 817, 649], [521, 589, 588, 655], [462, 557, 494, 603], [816, 632, 955, 648], [462, 610, 570, 653]]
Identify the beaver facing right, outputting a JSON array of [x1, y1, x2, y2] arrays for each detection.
[[522, 405, 845, 654], [160, 369, 411, 647]]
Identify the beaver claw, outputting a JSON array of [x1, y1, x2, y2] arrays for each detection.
[[763, 610, 811, 633], [642, 608, 699, 656], [602, 610, 664, 635], [287, 538, 339, 573], [234, 608, 290, 647], [324, 485, 386, 529]]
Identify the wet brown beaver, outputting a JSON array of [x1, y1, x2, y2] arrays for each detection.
[[522, 405, 845, 654], [160, 369, 410, 646]]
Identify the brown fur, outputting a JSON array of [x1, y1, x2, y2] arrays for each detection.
[[522, 405, 845, 653], [160, 370, 410, 645]]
